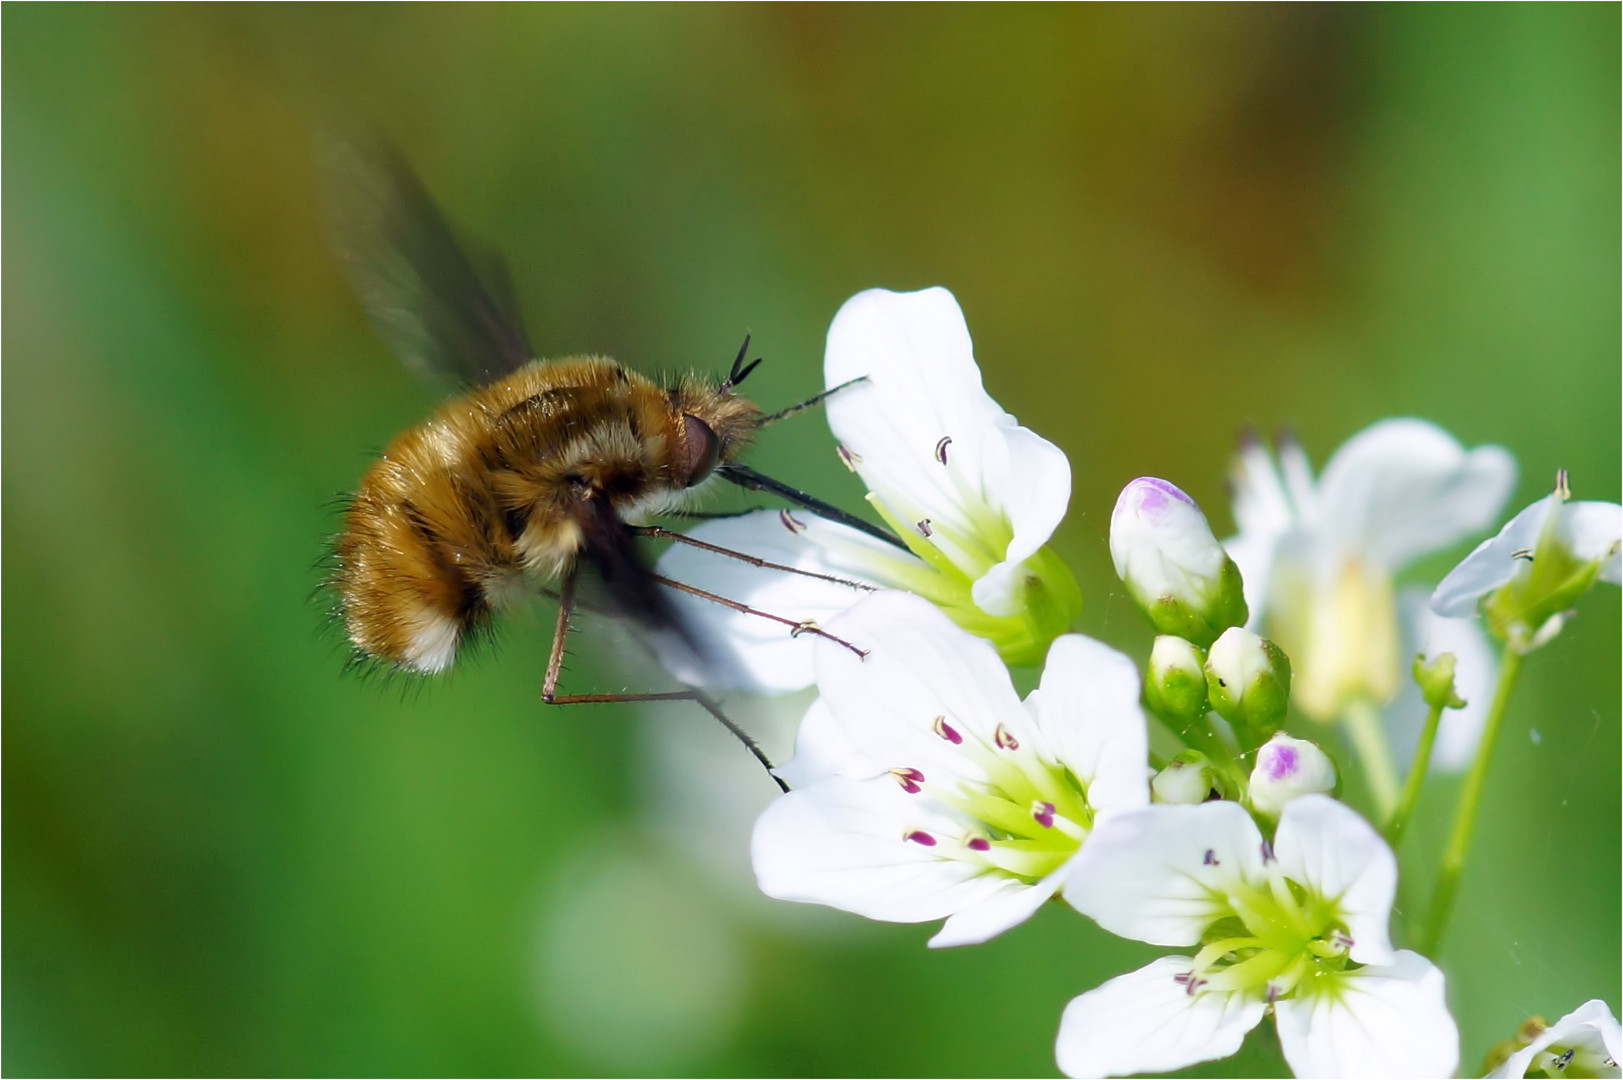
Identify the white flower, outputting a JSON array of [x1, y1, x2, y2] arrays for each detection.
[[1058, 795, 1458, 1078], [751, 590, 1148, 947], [1110, 477, 1247, 646], [657, 287, 1080, 693], [1248, 734, 1337, 817], [1486, 999, 1621, 1079], [1225, 420, 1514, 722], [1432, 473, 1621, 650]]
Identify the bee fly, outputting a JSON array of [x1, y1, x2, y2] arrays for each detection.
[[322, 140, 889, 784]]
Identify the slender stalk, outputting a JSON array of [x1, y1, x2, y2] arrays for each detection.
[[1172, 711, 1248, 794], [1342, 697, 1400, 819], [1420, 647, 1525, 954], [1383, 699, 1445, 848]]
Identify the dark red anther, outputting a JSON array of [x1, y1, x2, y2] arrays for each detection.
[[889, 767, 926, 794]]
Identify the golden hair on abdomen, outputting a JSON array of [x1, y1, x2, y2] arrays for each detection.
[[331, 356, 757, 673]]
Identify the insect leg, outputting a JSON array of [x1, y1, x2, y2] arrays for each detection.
[[541, 563, 578, 703], [714, 464, 907, 550], [755, 374, 868, 426], [632, 525, 877, 592], [657, 507, 766, 521], [650, 573, 870, 660], [540, 564, 787, 792]]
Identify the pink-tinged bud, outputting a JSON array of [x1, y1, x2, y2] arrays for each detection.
[[1248, 734, 1337, 817], [1109, 477, 1248, 648]]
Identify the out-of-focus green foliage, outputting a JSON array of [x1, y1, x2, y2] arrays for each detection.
[[4, 7, 1616, 1076]]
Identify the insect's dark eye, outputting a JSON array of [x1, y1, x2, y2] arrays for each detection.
[[681, 414, 721, 487]]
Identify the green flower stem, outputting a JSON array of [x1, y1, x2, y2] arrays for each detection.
[[1383, 699, 1445, 849], [1168, 711, 1247, 794], [1341, 697, 1400, 819], [1420, 647, 1524, 955]]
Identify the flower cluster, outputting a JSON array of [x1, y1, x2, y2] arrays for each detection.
[[653, 286, 1620, 1078]]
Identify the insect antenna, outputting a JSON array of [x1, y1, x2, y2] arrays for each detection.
[[721, 333, 763, 392], [714, 464, 907, 550], [756, 374, 868, 427]]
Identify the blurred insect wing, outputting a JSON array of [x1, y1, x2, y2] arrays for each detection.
[[319, 134, 534, 389]]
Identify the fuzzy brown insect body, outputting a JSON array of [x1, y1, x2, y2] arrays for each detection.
[[335, 356, 760, 673]]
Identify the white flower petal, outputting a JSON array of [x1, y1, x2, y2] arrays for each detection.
[[1274, 951, 1458, 1079], [1064, 802, 1265, 947], [1430, 496, 1550, 617], [1231, 436, 1299, 539], [1055, 956, 1267, 1079], [653, 510, 919, 692], [1488, 998, 1622, 1079], [1033, 635, 1150, 816], [1563, 501, 1623, 583], [815, 592, 1032, 787], [1272, 795, 1396, 965], [994, 424, 1074, 568], [823, 287, 1070, 607], [1315, 418, 1516, 572], [773, 698, 881, 789], [968, 557, 1030, 618], [751, 776, 1007, 923], [1224, 528, 1281, 629], [1391, 588, 1497, 772], [928, 869, 1063, 949]]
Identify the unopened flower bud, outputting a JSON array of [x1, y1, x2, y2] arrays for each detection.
[[1248, 734, 1336, 817], [1205, 627, 1291, 746], [1143, 635, 1209, 723], [1110, 478, 1248, 648], [1412, 652, 1467, 712], [1152, 750, 1221, 805]]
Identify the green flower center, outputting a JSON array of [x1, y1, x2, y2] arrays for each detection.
[[865, 493, 1082, 669], [1183, 857, 1356, 1004], [896, 715, 1094, 883]]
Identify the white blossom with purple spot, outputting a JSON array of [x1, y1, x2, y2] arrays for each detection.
[[1057, 795, 1457, 1078], [752, 590, 1148, 948], [655, 287, 1081, 693]]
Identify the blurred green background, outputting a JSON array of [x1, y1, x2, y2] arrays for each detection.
[[5, 5, 1617, 1077]]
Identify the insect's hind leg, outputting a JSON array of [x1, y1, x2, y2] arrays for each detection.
[[539, 564, 788, 793]]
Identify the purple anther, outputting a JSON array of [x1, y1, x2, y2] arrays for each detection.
[[836, 444, 862, 470], [915, 518, 933, 537], [890, 767, 926, 794], [966, 837, 991, 852], [903, 829, 937, 847], [779, 509, 807, 534], [1203, 849, 1219, 866], [994, 724, 1020, 751], [1032, 802, 1056, 829], [932, 715, 963, 744], [934, 436, 952, 465], [1260, 840, 1276, 864]]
